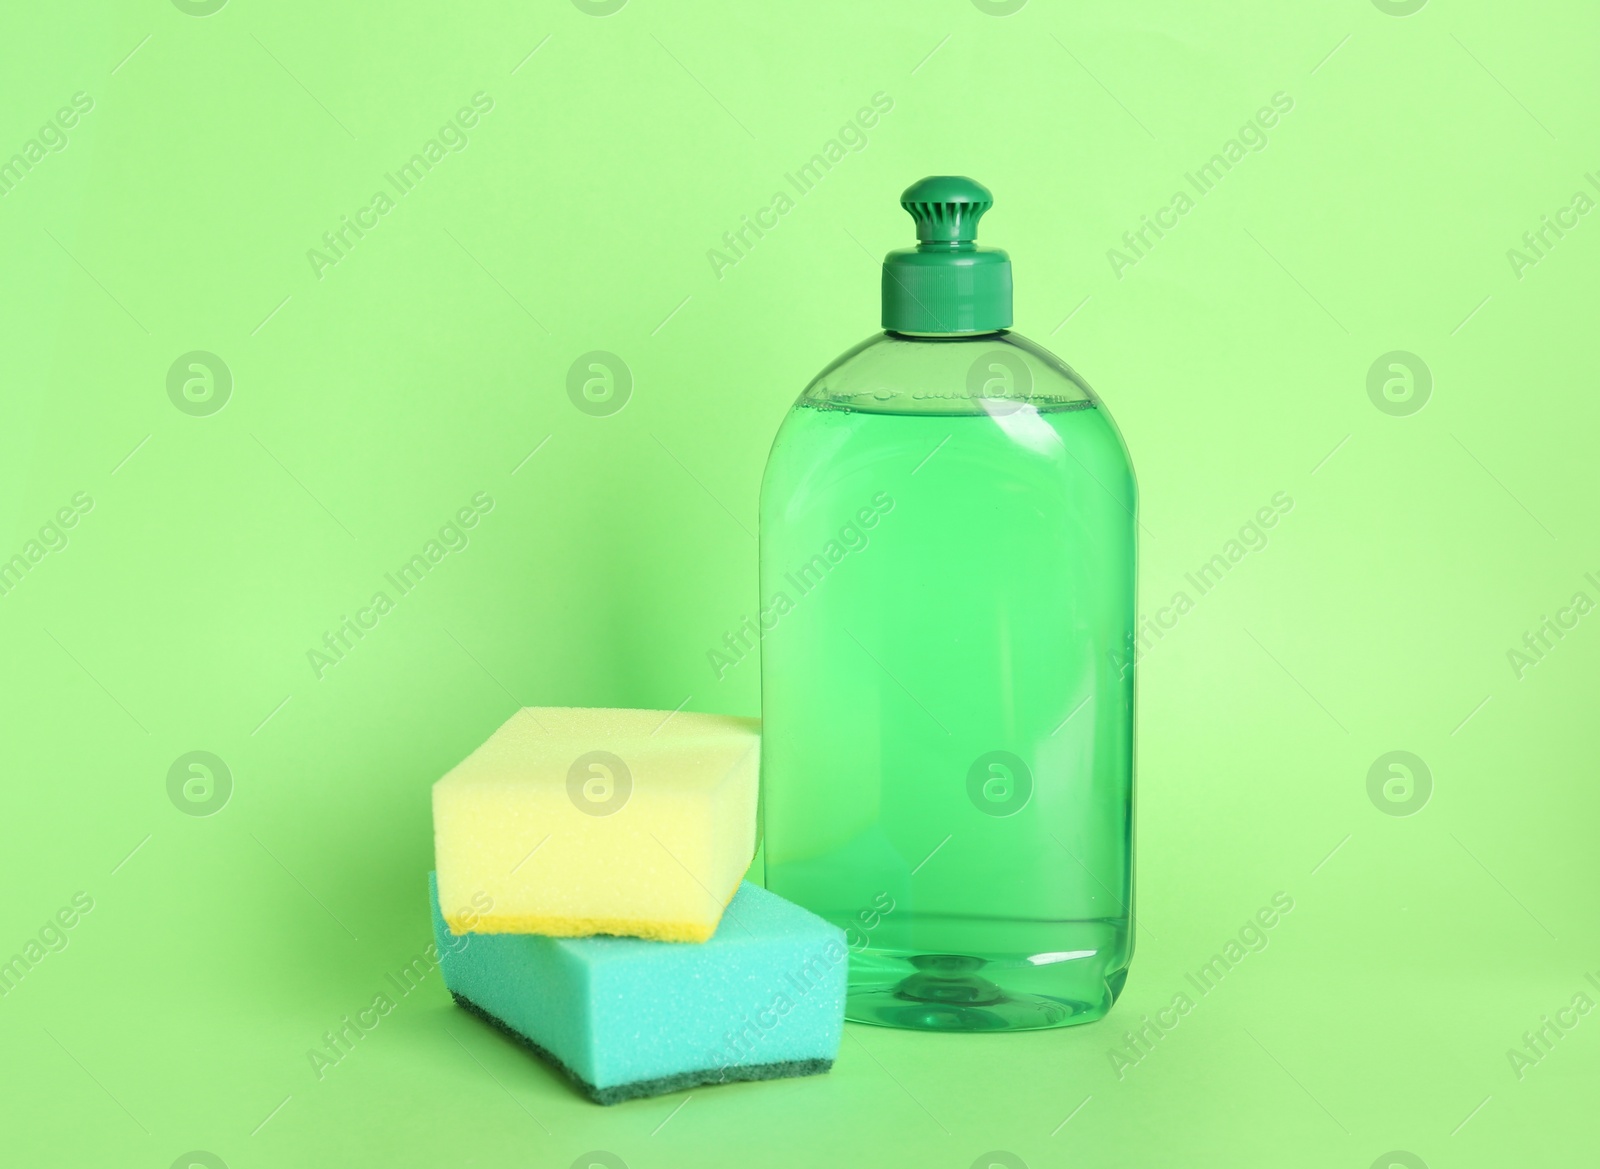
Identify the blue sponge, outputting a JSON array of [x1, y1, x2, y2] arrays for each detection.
[[429, 873, 847, 1104]]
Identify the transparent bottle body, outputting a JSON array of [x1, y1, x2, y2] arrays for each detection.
[[758, 331, 1137, 1031]]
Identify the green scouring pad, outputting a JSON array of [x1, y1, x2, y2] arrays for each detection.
[[429, 873, 847, 1104]]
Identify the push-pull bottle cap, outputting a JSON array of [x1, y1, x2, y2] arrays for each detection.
[[882, 176, 1012, 334]]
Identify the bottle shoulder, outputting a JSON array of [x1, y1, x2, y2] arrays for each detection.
[[797, 330, 1098, 418]]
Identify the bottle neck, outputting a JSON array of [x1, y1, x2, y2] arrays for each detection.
[[886, 329, 1009, 340]]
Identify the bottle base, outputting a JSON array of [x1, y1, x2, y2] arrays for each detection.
[[845, 951, 1124, 1032]]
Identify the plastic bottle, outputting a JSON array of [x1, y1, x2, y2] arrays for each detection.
[[758, 177, 1137, 1032]]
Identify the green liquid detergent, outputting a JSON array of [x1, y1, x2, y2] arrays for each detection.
[[759, 178, 1138, 1031]]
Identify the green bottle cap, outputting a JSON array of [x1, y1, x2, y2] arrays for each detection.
[[882, 176, 1012, 334]]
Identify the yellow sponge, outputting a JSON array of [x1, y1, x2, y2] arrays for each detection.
[[432, 707, 758, 943]]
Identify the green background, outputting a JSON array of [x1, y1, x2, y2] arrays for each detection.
[[2, 0, 1596, 1166]]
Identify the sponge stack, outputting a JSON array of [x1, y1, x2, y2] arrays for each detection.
[[430, 706, 847, 1104], [433, 706, 758, 943]]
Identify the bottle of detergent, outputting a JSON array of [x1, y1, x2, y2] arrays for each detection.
[[759, 177, 1138, 1031]]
